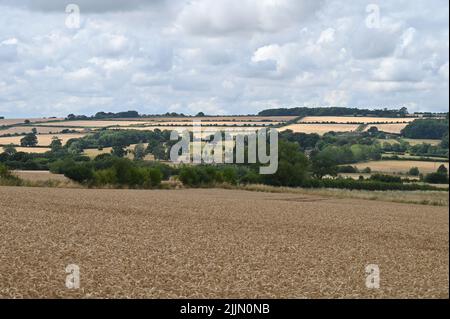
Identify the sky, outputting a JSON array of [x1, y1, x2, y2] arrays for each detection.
[[0, 0, 448, 118]]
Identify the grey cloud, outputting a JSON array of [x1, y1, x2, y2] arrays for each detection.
[[0, 0, 168, 12]]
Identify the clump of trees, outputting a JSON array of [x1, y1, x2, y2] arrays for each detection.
[[50, 156, 163, 188], [401, 119, 449, 139], [20, 133, 38, 147], [423, 165, 449, 184]]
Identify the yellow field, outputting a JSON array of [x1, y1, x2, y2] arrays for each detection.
[[0, 118, 63, 126], [0, 134, 86, 146], [299, 116, 416, 124], [281, 124, 360, 135], [110, 126, 261, 137], [0, 126, 85, 135], [364, 123, 409, 134], [114, 116, 296, 122], [353, 160, 449, 174]]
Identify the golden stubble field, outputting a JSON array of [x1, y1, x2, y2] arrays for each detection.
[[354, 160, 449, 174], [0, 187, 447, 298], [281, 124, 360, 135], [0, 134, 86, 146], [299, 116, 416, 124]]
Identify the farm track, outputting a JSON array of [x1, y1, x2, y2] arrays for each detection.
[[0, 186, 448, 298]]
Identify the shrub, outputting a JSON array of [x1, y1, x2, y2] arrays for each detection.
[[337, 165, 358, 173], [64, 163, 94, 183], [370, 174, 402, 184], [361, 167, 372, 173], [409, 167, 420, 176], [424, 172, 449, 184]]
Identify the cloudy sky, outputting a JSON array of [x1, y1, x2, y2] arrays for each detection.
[[0, 0, 448, 117]]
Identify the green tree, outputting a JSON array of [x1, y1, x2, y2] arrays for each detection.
[[2, 144, 17, 156], [50, 137, 63, 152], [311, 150, 338, 179], [133, 143, 146, 161], [112, 145, 127, 158], [437, 164, 448, 175], [409, 167, 420, 176], [20, 133, 38, 147]]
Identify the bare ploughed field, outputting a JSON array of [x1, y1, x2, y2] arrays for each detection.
[[0, 187, 448, 298]]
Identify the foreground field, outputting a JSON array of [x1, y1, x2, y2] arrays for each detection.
[[0, 187, 447, 298]]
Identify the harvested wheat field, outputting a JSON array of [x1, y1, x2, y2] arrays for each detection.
[[354, 160, 449, 174], [281, 124, 360, 135], [0, 187, 447, 298], [364, 123, 409, 134], [0, 134, 86, 146], [0, 118, 63, 126], [0, 126, 84, 135], [12, 171, 70, 183], [299, 116, 416, 124]]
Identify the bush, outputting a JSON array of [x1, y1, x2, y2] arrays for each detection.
[[409, 167, 420, 176], [337, 166, 358, 173], [361, 167, 372, 173], [424, 172, 449, 184], [370, 174, 402, 184], [64, 163, 94, 183]]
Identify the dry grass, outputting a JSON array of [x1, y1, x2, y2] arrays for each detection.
[[353, 160, 449, 174], [281, 124, 360, 135], [13, 171, 71, 183], [233, 184, 448, 206], [0, 186, 447, 298], [0, 134, 86, 146], [299, 117, 416, 124]]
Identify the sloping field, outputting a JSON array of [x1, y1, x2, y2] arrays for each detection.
[[115, 116, 296, 122], [35, 120, 148, 128], [281, 124, 360, 135], [34, 117, 292, 128], [0, 187, 447, 298], [299, 117, 415, 124], [0, 118, 63, 126], [0, 126, 84, 135], [354, 160, 449, 174], [364, 123, 409, 134], [0, 134, 85, 146]]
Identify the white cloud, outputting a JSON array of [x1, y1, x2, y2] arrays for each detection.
[[0, 0, 448, 117]]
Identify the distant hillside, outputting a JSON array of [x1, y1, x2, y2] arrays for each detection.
[[258, 107, 410, 118]]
